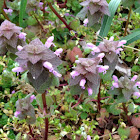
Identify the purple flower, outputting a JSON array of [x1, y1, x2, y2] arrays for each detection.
[[70, 71, 80, 79], [117, 40, 127, 47], [87, 135, 91, 140], [97, 53, 105, 61], [54, 48, 63, 57], [14, 111, 21, 118], [19, 32, 27, 41], [83, 18, 88, 26], [45, 36, 55, 48], [98, 65, 109, 74], [43, 61, 53, 71], [65, 13, 70, 16], [112, 82, 119, 88], [131, 75, 138, 82], [39, 2, 43, 8], [133, 92, 140, 98], [116, 48, 123, 54], [12, 67, 25, 73], [11, 90, 15, 94], [135, 82, 140, 88], [88, 87, 93, 96], [80, 79, 86, 89], [52, 70, 62, 77], [30, 95, 36, 102], [17, 45, 23, 51], [4, 8, 13, 15], [112, 75, 118, 82]]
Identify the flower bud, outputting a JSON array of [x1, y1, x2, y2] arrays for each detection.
[[87, 88, 93, 96], [98, 53, 105, 61], [116, 48, 123, 54]]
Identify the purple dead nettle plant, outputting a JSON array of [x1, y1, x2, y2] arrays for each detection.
[[69, 53, 109, 96], [14, 94, 36, 124], [12, 37, 62, 139], [12, 38, 62, 92], [77, 0, 110, 26], [0, 20, 25, 55], [111, 75, 140, 101]]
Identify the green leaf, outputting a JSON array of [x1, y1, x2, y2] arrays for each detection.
[[118, 127, 130, 138], [80, 112, 88, 119], [8, 130, 16, 139], [97, 0, 121, 45], [121, 29, 140, 45], [19, 0, 27, 27], [0, 0, 4, 13], [108, 104, 121, 115], [128, 102, 135, 113]]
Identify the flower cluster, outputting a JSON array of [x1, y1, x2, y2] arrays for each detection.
[[70, 53, 109, 96], [77, 0, 110, 26], [0, 20, 23, 55], [14, 38, 62, 78], [111, 75, 140, 100], [3, 8, 13, 15], [14, 95, 36, 124]]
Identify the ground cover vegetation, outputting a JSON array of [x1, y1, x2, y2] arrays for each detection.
[[0, 0, 140, 140]]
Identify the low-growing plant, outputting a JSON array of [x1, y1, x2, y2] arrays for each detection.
[[0, 0, 140, 140]]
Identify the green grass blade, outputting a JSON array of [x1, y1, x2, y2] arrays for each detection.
[[19, 0, 27, 27], [97, 0, 121, 45], [0, 0, 4, 13], [120, 29, 140, 45]]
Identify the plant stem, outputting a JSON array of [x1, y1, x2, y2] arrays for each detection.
[[28, 124, 35, 140], [42, 0, 46, 17], [123, 6, 132, 37], [42, 92, 49, 140], [122, 103, 132, 126], [97, 81, 102, 112], [33, 14, 47, 33], [72, 93, 84, 109], [48, 2, 72, 31]]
